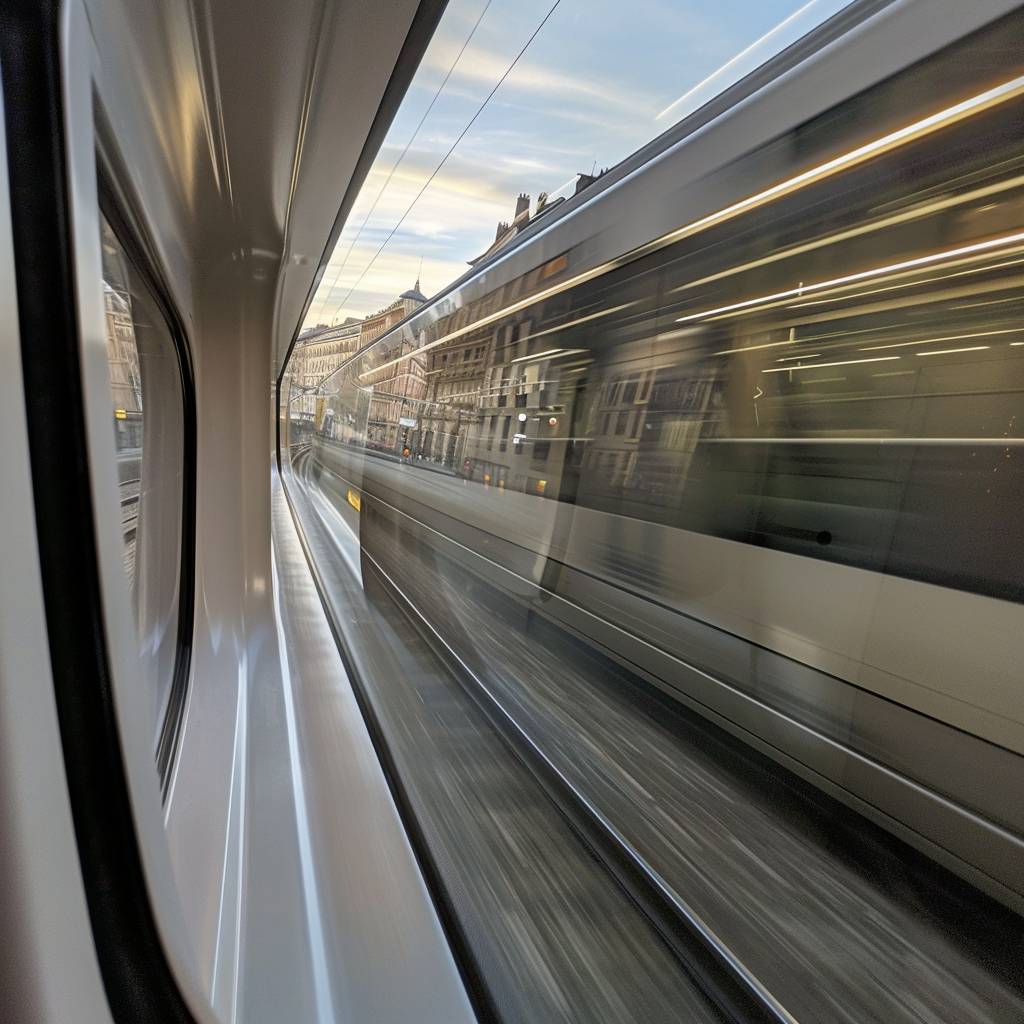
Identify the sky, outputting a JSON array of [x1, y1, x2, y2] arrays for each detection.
[[302, 0, 849, 329]]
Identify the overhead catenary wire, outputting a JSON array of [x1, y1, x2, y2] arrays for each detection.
[[324, 0, 563, 326], [315, 0, 495, 324]]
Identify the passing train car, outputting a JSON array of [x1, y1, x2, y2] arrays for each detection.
[[295, 0, 1024, 917], [3, 0, 1024, 1022]]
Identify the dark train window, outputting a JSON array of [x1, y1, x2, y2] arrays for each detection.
[[100, 215, 186, 745]]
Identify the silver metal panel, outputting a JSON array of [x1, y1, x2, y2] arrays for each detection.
[[75, 0, 436, 1014], [310, 444, 1024, 908], [323, 444, 1024, 754], [62, 2, 213, 1017]]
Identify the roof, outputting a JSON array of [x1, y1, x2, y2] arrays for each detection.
[[399, 277, 427, 303]]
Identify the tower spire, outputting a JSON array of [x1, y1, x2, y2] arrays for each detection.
[[416, 255, 422, 293]]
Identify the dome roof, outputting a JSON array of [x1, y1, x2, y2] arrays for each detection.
[[399, 277, 427, 303]]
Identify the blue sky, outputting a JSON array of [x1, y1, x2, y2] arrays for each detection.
[[303, 0, 848, 328]]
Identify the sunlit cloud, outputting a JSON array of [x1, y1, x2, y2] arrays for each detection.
[[301, 0, 824, 332], [420, 39, 659, 116]]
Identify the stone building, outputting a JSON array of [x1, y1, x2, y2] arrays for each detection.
[[289, 318, 361, 423], [290, 278, 428, 442], [357, 280, 429, 452], [417, 326, 492, 468], [468, 171, 605, 267]]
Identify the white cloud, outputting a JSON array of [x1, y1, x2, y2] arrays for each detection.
[[421, 38, 658, 117]]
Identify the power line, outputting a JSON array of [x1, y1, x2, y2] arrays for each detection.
[[325, 0, 563, 326], [316, 0, 494, 324]]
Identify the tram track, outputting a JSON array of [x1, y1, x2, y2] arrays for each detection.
[[364, 543, 792, 1024], [295, 443, 788, 1022], [285, 447, 730, 1024]]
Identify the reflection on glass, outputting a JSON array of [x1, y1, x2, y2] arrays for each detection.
[[100, 216, 185, 742], [281, 11, 1024, 1024], [293, 50, 1024, 601], [102, 223, 144, 589], [302, 0, 851, 331]]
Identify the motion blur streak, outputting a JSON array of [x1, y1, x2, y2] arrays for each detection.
[[677, 231, 1024, 322], [361, 74, 1024, 383]]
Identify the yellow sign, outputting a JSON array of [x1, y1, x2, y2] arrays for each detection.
[[346, 489, 361, 512], [114, 408, 127, 420]]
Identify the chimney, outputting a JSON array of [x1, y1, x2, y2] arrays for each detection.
[[514, 193, 530, 219]]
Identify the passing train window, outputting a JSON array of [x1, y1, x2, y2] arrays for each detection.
[[100, 215, 186, 750]]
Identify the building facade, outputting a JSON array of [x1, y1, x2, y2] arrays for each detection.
[[360, 281, 429, 452], [291, 279, 428, 443], [290, 318, 362, 425]]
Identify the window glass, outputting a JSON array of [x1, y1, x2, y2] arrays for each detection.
[[101, 215, 185, 745], [279, 8, 1024, 1024], [299, 0, 850, 335]]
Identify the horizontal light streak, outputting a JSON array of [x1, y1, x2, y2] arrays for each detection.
[[715, 338, 802, 355], [360, 74, 1024, 382], [699, 251, 1024, 329], [656, 0, 824, 120], [360, 298, 631, 380], [703, 436, 1024, 445], [788, 279, 914, 307], [759, 272, 1024, 334], [509, 346, 588, 364], [519, 302, 637, 345], [508, 436, 591, 443], [915, 345, 990, 355], [776, 353, 821, 361], [860, 327, 1024, 351], [670, 173, 1024, 300], [761, 356, 898, 373], [714, 323, 889, 356], [678, 231, 1024, 323], [951, 295, 1023, 310], [511, 347, 564, 363], [783, 254, 1024, 315], [659, 73, 1024, 249]]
